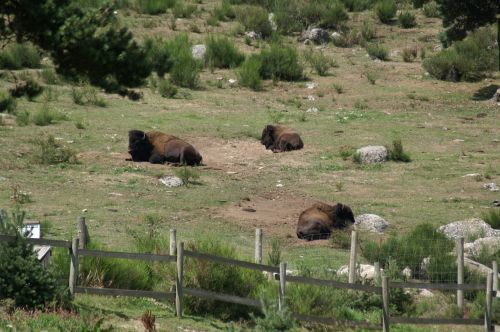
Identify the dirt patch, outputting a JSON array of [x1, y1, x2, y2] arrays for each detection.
[[216, 190, 335, 246]]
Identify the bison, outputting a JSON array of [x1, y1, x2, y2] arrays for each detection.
[[128, 130, 202, 166], [297, 202, 355, 240], [260, 125, 304, 153]]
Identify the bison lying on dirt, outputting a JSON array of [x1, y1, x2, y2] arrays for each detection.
[[128, 130, 202, 166], [297, 202, 355, 240], [260, 125, 304, 153]]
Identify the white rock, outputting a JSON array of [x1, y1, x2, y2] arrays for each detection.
[[439, 218, 500, 241], [356, 145, 388, 164], [418, 289, 434, 298], [191, 44, 206, 60], [306, 82, 318, 89], [159, 176, 184, 188], [483, 183, 499, 192], [268, 13, 277, 31], [337, 264, 380, 280], [244, 31, 262, 40], [300, 28, 329, 44], [402, 267, 412, 279], [228, 79, 237, 86], [355, 214, 389, 233], [331, 32, 342, 40], [307, 95, 315, 101], [306, 107, 319, 113], [463, 173, 481, 178], [465, 237, 500, 257]]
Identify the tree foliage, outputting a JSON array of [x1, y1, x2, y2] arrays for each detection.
[[0, 0, 151, 91]]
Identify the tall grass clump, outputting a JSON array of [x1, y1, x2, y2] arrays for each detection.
[[205, 36, 245, 69], [212, 0, 235, 21], [361, 21, 376, 41], [320, 2, 349, 29], [422, 1, 439, 17], [10, 78, 43, 101], [180, 239, 266, 320], [31, 136, 78, 165], [375, 0, 396, 24], [235, 5, 273, 38], [387, 139, 411, 162], [423, 26, 498, 82], [402, 46, 418, 62], [304, 50, 337, 76], [135, 0, 174, 14], [341, 0, 374, 12], [32, 105, 69, 126], [252, 298, 298, 331], [259, 44, 303, 81], [39, 67, 60, 85], [238, 55, 263, 91], [366, 43, 389, 60], [0, 90, 16, 113], [482, 209, 500, 230], [0, 42, 41, 69], [167, 34, 201, 88], [158, 79, 178, 98], [398, 10, 417, 28], [172, 2, 197, 18]]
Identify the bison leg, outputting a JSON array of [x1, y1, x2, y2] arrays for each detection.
[[149, 154, 167, 164]]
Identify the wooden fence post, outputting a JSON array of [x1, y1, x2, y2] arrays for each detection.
[[170, 229, 177, 256], [77, 216, 87, 249], [176, 242, 184, 318], [456, 237, 464, 311], [492, 261, 498, 294], [485, 272, 493, 332], [349, 230, 357, 284], [255, 228, 263, 264], [374, 262, 381, 286], [69, 237, 79, 297], [382, 275, 390, 332], [279, 262, 286, 311]]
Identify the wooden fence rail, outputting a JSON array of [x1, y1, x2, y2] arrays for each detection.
[[1, 226, 498, 332]]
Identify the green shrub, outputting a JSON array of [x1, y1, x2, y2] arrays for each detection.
[[423, 26, 498, 82], [0, 210, 67, 309], [341, 0, 374, 12], [366, 43, 389, 60], [144, 37, 174, 77], [213, 0, 235, 21], [361, 21, 376, 41], [422, 1, 439, 17], [411, 0, 429, 8], [71, 85, 106, 106], [259, 44, 303, 81], [398, 11, 417, 28], [402, 46, 418, 62], [0, 90, 16, 113], [375, 0, 396, 24], [15, 111, 30, 126], [236, 5, 273, 38], [10, 78, 43, 101], [352, 152, 362, 163], [482, 209, 500, 230], [332, 28, 361, 48], [32, 105, 68, 126], [167, 34, 200, 88], [387, 139, 411, 162], [304, 50, 337, 76], [205, 36, 245, 69], [158, 79, 178, 98], [253, 298, 298, 331], [267, 239, 282, 267], [238, 55, 263, 90], [321, 2, 349, 29], [39, 67, 60, 85], [31, 135, 78, 165], [365, 70, 378, 84], [181, 239, 266, 320], [272, 0, 304, 35], [172, 2, 197, 18], [0, 43, 41, 70], [135, 0, 174, 14], [333, 83, 344, 93]]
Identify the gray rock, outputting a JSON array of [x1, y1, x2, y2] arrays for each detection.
[[300, 28, 329, 44], [337, 264, 380, 280], [439, 218, 500, 241], [305, 82, 318, 89], [355, 214, 389, 233], [191, 44, 206, 60], [483, 182, 499, 192], [356, 145, 388, 163], [490, 88, 500, 102], [244, 31, 262, 40], [465, 237, 500, 257], [159, 176, 184, 188], [268, 13, 277, 31], [306, 107, 319, 113]]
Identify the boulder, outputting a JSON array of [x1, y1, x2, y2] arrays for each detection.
[[483, 182, 499, 192], [337, 264, 381, 280], [191, 44, 206, 60], [306, 107, 319, 113], [438, 218, 500, 241], [356, 145, 388, 164], [244, 31, 262, 40], [465, 237, 500, 257], [159, 176, 184, 188], [300, 28, 330, 44], [355, 214, 389, 233]]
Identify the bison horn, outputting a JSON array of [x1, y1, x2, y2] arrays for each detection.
[[142, 132, 146, 140]]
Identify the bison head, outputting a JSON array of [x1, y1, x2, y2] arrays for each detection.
[[332, 203, 355, 228], [128, 130, 153, 161], [260, 125, 275, 150]]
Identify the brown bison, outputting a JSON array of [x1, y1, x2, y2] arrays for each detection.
[[297, 202, 355, 240], [260, 125, 304, 153], [128, 130, 202, 166]]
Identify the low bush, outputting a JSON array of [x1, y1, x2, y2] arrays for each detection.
[[332, 28, 361, 48], [423, 26, 498, 82], [304, 50, 337, 76], [167, 34, 201, 88], [0, 209, 67, 309], [482, 209, 500, 230], [205, 36, 245, 69], [158, 79, 178, 98], [398, 11, 417, 29], [172, 2, 197, 18], [238, 55, 263, 90], [259, 44, 303, 81], [422, 1, 439, 17], [135, 0, 175, 14], [0, 90, 16, 113], [213, 0, 235, 21], [15, 111, 30, 126], [320, 2, 349, 29], [341, 0, 374, 12], [252, 298, 298, 331], [361, 21, 376, 41], [366, 43, 389, 60], [71, 85, 106, 107], [411, 0, 429, 8], [31, 135, 78, 165], [387, 139, 411, 162], [402, 46, 418, 62], [10, 78, 43, 101], [39, 67, 60, 85], [0, 42, 41, 70], [144, 37, 174, 77], [32, 105, 69, 126], [375, 0, 396, 24], [235, 5, 272, 38]]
